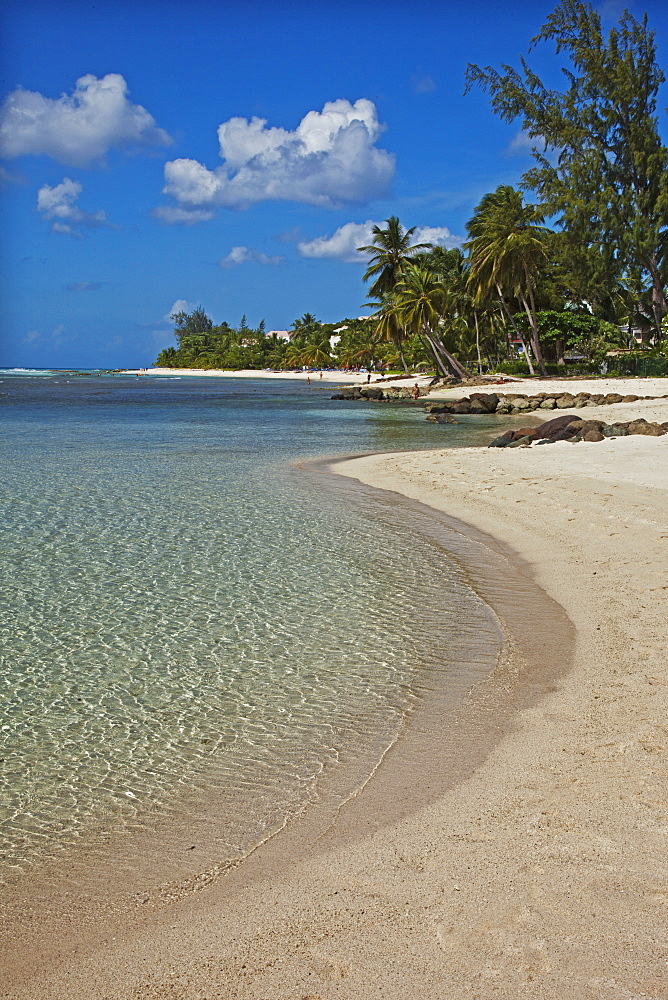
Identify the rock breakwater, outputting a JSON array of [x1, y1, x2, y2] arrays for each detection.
[[425, 389, 666, 416], [488, 413, 668, 447]]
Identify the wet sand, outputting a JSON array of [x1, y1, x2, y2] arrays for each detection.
[[2, 386, 667, 999]]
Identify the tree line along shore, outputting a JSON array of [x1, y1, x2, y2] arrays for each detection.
[[156, 2, 667, 384]]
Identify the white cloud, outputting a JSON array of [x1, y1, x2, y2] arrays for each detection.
[[297, 221, 461, 263], [413, 225, 462, 249], [36, 177, 111, 236], [219, 245, 284, 268], [157, 98, 394, 220], [0, 73, 172, 166], [507, 129, 535, 155], [164, 299, 195, 322], [152, 205, 215, 225], [298, 221, 377, 262]]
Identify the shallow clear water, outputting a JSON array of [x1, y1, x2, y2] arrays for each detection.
[[0, 372, 500, 881]]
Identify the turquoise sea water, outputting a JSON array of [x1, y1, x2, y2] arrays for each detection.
[[0, 371, 500, 883]]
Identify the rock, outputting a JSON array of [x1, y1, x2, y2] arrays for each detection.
[[628, 421, 666, 436], [579, 419, 605, 433], [359, 386, 385, 400], [332, 389, 362, 400], [469, 392, 499, 411], [572, 395, 590, 407], [539, 413, 585, 434], [539, 398, 557, 409], [451, 401, 472, 414], [622, 394, 639, 402], [507, 436, 533, 447], [602, 423, 629, 437], [604, 393, 624, 404], [496, 401, 513, 414], [535, 438, 557, 445], [488, 434, 512, 448], [555, 394, 576, 408], [424, 402, 452, 413], [583, 430, 605, 441]]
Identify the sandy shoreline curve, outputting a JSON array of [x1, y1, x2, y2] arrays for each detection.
[[3, 379, 667, 998]]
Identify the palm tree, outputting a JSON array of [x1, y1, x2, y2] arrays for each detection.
[[465, 186, 552, 375], [393, 265, 470, 380], [372, 294, 411, 373], [358, 217, 432, 300]]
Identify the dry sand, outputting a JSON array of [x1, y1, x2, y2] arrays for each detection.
[[3, 381, 668, 999], [132, 367, 435, 386]]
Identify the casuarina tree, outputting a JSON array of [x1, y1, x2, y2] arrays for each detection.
[[466, 1, 668, 339]]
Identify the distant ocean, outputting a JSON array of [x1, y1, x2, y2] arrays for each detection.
[[0, 370, 501, 885]]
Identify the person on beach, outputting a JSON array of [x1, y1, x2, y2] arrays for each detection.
[[307, 376, 311, 385], [412, 383, 420, 400], [367, 371, 372, 383]]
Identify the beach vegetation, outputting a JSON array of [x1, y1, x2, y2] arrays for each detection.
[[466, 0, 668, 340], [155, 3, 666, 379]]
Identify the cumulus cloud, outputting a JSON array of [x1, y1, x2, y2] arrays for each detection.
[[157, 98, 394, 220], [0, 73, 172, 166], [37, 178, 111, 236], [298, 221, 378, 263], [164, 299, 195, 322], [297, 221, 461, 263], [413, 225, 462, 249], [219, 245, 284, 268]]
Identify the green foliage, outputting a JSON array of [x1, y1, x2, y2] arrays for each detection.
[[466, 1, 668, 337], [512, 309, 624, 360], [359, 217, 433, 300], [155, 308, 289, 370]]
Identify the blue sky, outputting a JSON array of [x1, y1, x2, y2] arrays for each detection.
[[1, 0, 667, 368]]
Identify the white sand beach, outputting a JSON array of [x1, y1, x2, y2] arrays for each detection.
[[130, 367, 428, 385], [3, 379, 667, 999]]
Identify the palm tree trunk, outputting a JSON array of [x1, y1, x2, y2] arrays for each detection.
[[521, 267, 547, 376], [495, 283, 535, 376], [473, 308, 483, 375], [421, 335, 449, 377], [423, 330, 469, 380], [399, 349, 410, 374]]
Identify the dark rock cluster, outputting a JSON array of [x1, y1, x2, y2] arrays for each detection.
[[488, 413, 668, 448], [331, 385, 425, 401], [425, 389, 665, 416]]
